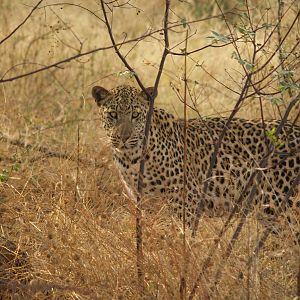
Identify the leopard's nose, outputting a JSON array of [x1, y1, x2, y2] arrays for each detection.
[[119, 124, 132, 143], [121, 133, 131, 143]]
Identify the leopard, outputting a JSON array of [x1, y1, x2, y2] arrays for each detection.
[[92, 84, 300, 237]]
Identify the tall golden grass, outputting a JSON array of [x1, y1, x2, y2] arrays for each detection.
[[0, 0, 299, 299]]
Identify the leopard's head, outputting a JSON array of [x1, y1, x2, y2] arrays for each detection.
[[92, 85, 155, 150]]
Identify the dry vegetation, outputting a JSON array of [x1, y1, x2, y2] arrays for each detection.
[[0, 0, 299, 299]]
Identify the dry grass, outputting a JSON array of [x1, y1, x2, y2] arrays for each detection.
[[0, 0, 299, 299]]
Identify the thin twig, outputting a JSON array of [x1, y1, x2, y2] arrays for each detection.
[[0, 0, 44, 46], [100, 1, 145, 92], [180, 29, 189, 300], [255, 0, 296, 52], [37, 2, 105, 24], [253, 11, 300, 75], [189, 92, 300, 299], [75, 123, 80, 202], [189, 0, 300, 292], [247, 171, 300, 265], [0, 13, 229, 83], [0, 132, 104, 168], [135, 0, 171, 296], [192, 73, 253, 237], [100, 1, 146, 295]]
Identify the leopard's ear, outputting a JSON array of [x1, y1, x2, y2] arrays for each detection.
[[92, 86, 110, 106], [139, 87, 157, 101]]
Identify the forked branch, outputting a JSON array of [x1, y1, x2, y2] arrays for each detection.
[[100, 0, 170, 297]]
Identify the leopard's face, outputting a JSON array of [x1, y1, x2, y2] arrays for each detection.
[[92, 85, 154, 150]]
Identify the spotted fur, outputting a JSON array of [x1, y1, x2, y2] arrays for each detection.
[[92, 85, 300, 230]]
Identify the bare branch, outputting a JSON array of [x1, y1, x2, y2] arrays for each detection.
[[0, 14, 227, 84], [189, 92, 300, 299], [180, 29, 189, 300], [0, 132, 104, 168], [253, 10, 300, 75], [98, 0, 170, 295], [0, 0, 44, 46], [100, 0, 145, 91], [192, 73, 253, 237], [247, 170, 300, 266], [37, 2, 105, 24]]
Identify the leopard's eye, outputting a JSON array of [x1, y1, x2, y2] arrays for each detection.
[[108, 111, 117, 119], [132, 111, 140, 119]]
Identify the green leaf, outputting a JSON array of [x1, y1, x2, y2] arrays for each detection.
[[277, 69, 294, 77], [269, 97, 283, 105], [116, 70, 136, 78], [181, 17, 187, 28], [231, 51, 238, 59], [207, 31, 230, 43], [241, 12, 248, 19], [0, 170, 9, 182], [11, 163, 20, 172], [232, 52, 254, 71], [245, 62, 254, 71], [237, 24, 255, 37], [261, 23, 272, 29], [266, 128, 285, 149]]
